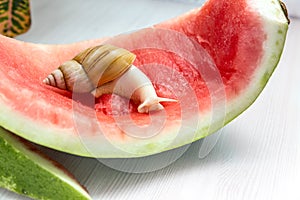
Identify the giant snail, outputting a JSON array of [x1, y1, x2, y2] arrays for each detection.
[[43, 44, 177, 113]]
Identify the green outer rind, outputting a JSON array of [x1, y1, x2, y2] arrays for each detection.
[[0, 0, 289, 158], [0, 127, 91, 200]]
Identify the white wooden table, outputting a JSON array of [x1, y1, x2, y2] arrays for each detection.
[[1, 0, 300, 199]]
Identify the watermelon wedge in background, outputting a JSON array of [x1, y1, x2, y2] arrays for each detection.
[[0, 0, 289, 158], [0, 127, 91, 200]]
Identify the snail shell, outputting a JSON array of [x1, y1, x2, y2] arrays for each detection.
[[43, 44, 136, 93]]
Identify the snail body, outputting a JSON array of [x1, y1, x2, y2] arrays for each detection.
[[43, 44, 176, 113]]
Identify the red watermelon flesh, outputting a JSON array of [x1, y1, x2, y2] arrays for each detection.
[[0, 0, 288, 157]]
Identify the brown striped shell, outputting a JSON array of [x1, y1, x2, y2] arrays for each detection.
[[43, 44, 136, 93]]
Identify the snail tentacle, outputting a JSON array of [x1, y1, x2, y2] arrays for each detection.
[[138, 97, 178, 113]]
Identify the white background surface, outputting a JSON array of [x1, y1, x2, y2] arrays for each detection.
[[1, 0, 300, 199]]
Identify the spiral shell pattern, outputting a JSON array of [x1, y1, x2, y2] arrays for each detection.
[[43, 44, 136, 93]]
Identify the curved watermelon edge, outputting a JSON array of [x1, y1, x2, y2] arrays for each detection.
[[191, 0, 290, 137], [0, 0, 289, 158], [222, 0, 289, 125], [85, 0, 289, 157], [81, 0, 290, 157]]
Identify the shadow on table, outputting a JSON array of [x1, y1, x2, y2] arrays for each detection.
[[34, 125, 254, 198]]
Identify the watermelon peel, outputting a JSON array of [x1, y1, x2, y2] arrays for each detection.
[[0, 127, 91, 200], [0, 0, 289, 158]]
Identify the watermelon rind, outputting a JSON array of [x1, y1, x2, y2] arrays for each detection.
[[0, 0, 289, 158], [0, 127, 91, 200]]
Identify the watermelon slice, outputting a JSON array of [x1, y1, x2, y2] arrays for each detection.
[[0, 0, 289, 158], [0, 127, 91, 199]]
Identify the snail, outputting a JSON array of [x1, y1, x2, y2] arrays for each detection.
[[43, 44, 177, 113]]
